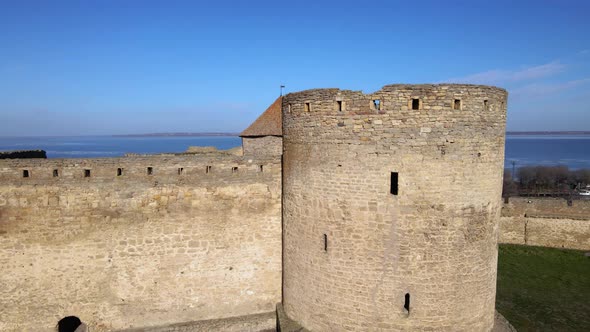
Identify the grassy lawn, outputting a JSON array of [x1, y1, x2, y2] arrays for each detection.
[[496, 244, 590, 332]]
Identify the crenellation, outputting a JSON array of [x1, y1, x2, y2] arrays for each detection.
[[0, 155, 279, 184]]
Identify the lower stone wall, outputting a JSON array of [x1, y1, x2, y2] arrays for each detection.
[[499, 197, 590, 250], [499, 217, 590, 250], [499, 217, 526, 245]]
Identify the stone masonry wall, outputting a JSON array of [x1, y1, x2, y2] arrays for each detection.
[[499, 197, 590, 250], [282, 84, 507, 332], [242, 136, 283, 157], [0, 155, 281, 332]]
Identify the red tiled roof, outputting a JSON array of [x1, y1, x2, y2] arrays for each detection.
[[240, 97, 283, 137]]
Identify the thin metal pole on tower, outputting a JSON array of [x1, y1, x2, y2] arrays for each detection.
[[511, 161, 516, 180], [280, 85, 285, 96]]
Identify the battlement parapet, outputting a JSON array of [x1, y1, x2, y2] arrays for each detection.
[[284, 83, 506, 115], [282, 83, 507, 159], [0, 154, 279, 185]]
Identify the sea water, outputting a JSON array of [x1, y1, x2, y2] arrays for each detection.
[[0, 134, 588, 169], [0, 136, 242, 159]]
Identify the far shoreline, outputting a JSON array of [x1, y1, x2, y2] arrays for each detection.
[[112, 132, 239, 137], [506, 131, 590, 136]]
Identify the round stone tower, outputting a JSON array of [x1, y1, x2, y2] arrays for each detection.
[[281, 84, 507, 331]]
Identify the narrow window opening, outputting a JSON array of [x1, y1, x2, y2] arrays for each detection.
[[323, 234, 328, 251], [22, 170, 29, 178], [232, 166, 238, 173], [147, 167, 153, 175], [390, 172, 399, 195], [567, 199, 573, 207], [258, 165, 264, 172], [453, 99, 461, 110], [84, 169, 91, 178], [53, 169, 59, 177], [504, 196, 509, 204], [411, 99, 420, 110], [404, 293, 410, 314], [373, 99, 381, 110], [484, 99, 489, 111], [336, 100, 343, 112], [206, 165, 212, 173], [304, 102, 311, 112], [117, 168, 123, 176], [178, 167, 183, 175]]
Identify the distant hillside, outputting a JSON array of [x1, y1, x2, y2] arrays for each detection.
[[113, 132, 239, 137]]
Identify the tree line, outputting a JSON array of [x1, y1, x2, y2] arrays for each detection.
[[503, 166, 590, 197]]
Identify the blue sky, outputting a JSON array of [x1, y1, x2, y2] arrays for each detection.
[[0, 0, 589, 136]]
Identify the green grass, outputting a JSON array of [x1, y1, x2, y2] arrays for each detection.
[[496, 244, 590, 332]]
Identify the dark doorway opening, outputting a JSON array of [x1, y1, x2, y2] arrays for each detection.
[[57, 316, 82, 332]]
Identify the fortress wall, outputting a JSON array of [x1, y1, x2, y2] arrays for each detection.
[[501, 197, 590, 218], [500, 198, 590, 250], [282, 84, 507, 331], [242, 136, 283, 157], [498, 217, 526, 245], [0, 155, 281, 332], [526, 217, 590, 250]]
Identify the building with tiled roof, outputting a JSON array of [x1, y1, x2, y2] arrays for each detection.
[[240, 96, 283, 156]]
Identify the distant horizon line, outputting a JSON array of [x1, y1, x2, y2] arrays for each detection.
[[0, 131, 589, 138], [0, 132, 241, 138]]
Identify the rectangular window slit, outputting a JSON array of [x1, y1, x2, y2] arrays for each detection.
[[84, 169, 91, 178], [373, 99, 381, 110], [453, 99, 461, 110], [323, 234, 328, 251], [259, 165, 264, 172], [22, 170, 29, 178], [304, 102, 311, 112], [336, 100, 343, 112], [484, 99, 489, 111], [147, 167, 153, 175], [117, 168, 123, 176], [206, 165, 212, 173], [232, 166, 238, 173], [411, 99, 420, 110], [53, 169, 59, 177], [178, 167, 183, 175], [404, 293, 410, 314], [390, 172, 399, 195]]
